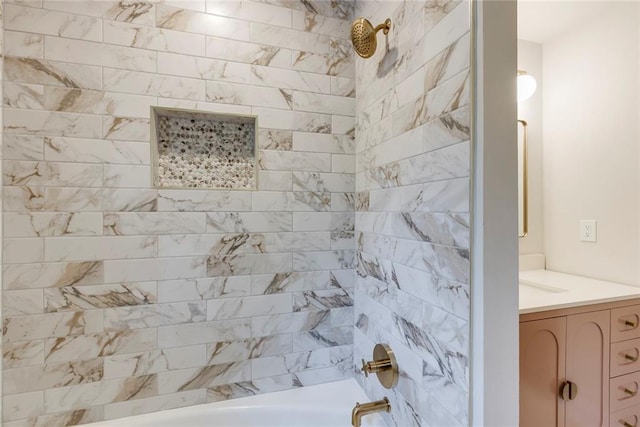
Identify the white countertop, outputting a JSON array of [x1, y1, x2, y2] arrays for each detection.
[[519, 270, 640, 314]]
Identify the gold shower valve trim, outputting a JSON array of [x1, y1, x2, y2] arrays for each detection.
[[361, 343, 398, 389], [351, 17, 392, 59]]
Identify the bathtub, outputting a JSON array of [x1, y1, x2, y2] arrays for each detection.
[[87, 379, 386, 427]]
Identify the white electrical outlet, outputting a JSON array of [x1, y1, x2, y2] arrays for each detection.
[[580, 220, 597, 242]]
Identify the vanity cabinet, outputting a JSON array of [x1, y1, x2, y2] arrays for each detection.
[[521, 300, 640, 427]]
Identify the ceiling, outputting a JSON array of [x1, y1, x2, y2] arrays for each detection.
[[518, 1, 612, 44]]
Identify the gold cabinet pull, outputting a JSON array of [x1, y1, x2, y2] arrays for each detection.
[[622, 421, 637, 427], [560, 381, 578, 401], [624, 387, 638, 397], [623, 352, 639, 362], [623, 319, 639, 328]]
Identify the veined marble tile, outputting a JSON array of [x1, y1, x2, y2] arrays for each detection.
[[250, 271, 336, 295], [292, 212, 353, 232], [104, 389, 205, 420], [292, 10, 349, 38], [331, 76, 355, 97], [207, 335, 292, 365], [259, 150, 331, 172], [207, 252, 292, 276], [3, 260, 103, 290], [206, 373, 298, 402], [44, 137, 149, 165], [292, 132, 353, 154], [251, 22, 329, 55], [206, 212, 292, 233], [4, 408, 105, 427], [104, 20, 205, 56], [5, 4, 102, 42], [4, 82, 45, 110], [44, 329, 157, 364], [206, 80, 292, 110], [44, 235, 157, 262], [4, 340, 45, 370], [3, 311, 97, 342], [253, 107, 331, 133], [4, 108, 102, 138], [293, 325, 352, 351], [43, 374, 158, 413], [4, 57, 102, 90], [44, 282, 157, 312], [205, 36, 291, 67], [104, 164, 151, 188], [251, 347, 331, 379], [44, 36, 157, 72], [4, 358, 104, 394], [292, 0, 353, 20], [3, 289, 44, 315], [293, 250, 353, 271], [207, 294, 292, 321], [104, 257, 206, 283], [103, 302, 206, 331], [368, 178, 469, 213], [292, 172, 353, 193], [251, 191, 331, 212], [295, 362, 351, 386], [3, 237, 44, 264], [251, 65, 330, 94], [157, 319, 251, 348], [4, 134, 44, 160], [157, 361, 250, 394], [41, 187, 104, 212], [258, 129, 293, 151], [258, 170, 293, 191], [4, 161, 102, 187], [158, 51, 250, 83], [293, 91, 354, 117], [205, 0, 292, 27], [331, 192, 354, 212], [421, 302, 469, 355], [103, 68, 205, 101], [332, 115, 354, 135], [5, 31, 44, 58], [251, 310, 331, 337], [3, 391, 44, 422], [293, 289, 352, 312], [157, 277, 251, 303], [102, 189, 158, 212], [102, 116, 150, 142], [104, 212, 205, 235], [156, 4, 250, 40], [155, 97, 252, 115], [331, 154, 354, 173], [43, 0, 156, 25], [42, 87, 155, 118], [157, 190, 251, 212]]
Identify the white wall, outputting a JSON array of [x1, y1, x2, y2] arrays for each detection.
[[517, 39, 543, 256], [543, 2, 640, 285]]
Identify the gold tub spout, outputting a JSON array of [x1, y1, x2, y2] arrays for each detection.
[[351, 397, 391, 427]]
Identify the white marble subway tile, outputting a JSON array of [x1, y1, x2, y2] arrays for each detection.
[[44, 36, 157, 72], [330, 76, 355, 97], [3, 260, 103, 290], [4, 391, 44, 421], [156, 4, 250, 40], [43, 187, 103, 212], [292, 91, 354, 116], [44, 236, 157, 262], [331, 192, 354, 212], [4, 212, 102, 238], [4, 161, 102, 187], [292, 172, 354, 193], [207, 335, 292, 365], [4, 109, 102, 138], [292, 325, 352, 351], [206, 212, 292, 233], [104, 212, 205, 235], [44, 282, 157, 312], [157, 277, 251, 303], [3, 311, 94, 342], [3, 408, 106, 427], [158, 319, 251, 348], [205, 36, 291, 67], [258, 129, 292, 151], [253, 107, 331, 133], [102, 117, 150, 142], [331, 115, 354, 135], [3, 289, 44, 315], [4, 358, 104, 394], [3, 237, 44, 264], [292, 212, 353, 232], [293, 289, 352, 312], [4, 135, 44, 160], [205, 373, 297, 402], [207, 294, 292, 321], [206, 0, 292, 27], [155, 97, 253, 115], [103, 68, 205, 100], [331, 154, 354, 173], [158, 51, 250, 83], [161, 0, 205, 12], [251, 191, 330, 212], [5, 31, 44, 58], [207, 252, 292, 276], [43, 88, 155, 118], [250, 271, 335, 295], [157, 361, 250, 394], [206, 81, 293, 110], [104, 257, 206, 283], [295, 362, 351, 386], [104, 389, 205, 420], [251, 22, 329, 55], [4, 57, 103, 90], [421, 302, 469, 355], [293, 250, 353, 271], [45, 137, 149, 165], [158, 233, 253, 257], [292, 10, 349, 38], [44, 329, 157, 364], [102, 189, 158, 212], [43, 0, 156, 25], [422, 1, 469, 63], [157, 190, 251, 212], [251, 311, 331, 337], [368, 178, 469, 213], [250, 65, 330, 94], [43, 374, 158, 413], [103, 301, 206, 331], [103, 20, 205, 57], [251, 348, 331, 379], [5, 4, 102, 42], [3, 82, 45, 109], [259, 150, 331, 172], [3, 340, 45, 369], [292, 132, 353, 154], [103, 165, 151, 188], [258, 171, 293, 191], [5, 0, 43, 6]]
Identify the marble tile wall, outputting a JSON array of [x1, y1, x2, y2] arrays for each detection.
[[353, 1, 471, 426], [1, 0, 355, 425]]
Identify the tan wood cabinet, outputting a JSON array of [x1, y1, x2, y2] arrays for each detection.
[[521, 299, 640, 427]]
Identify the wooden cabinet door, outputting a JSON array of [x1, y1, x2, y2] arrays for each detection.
[[565, 310, 610, 427], [521, 317, 567, 427]]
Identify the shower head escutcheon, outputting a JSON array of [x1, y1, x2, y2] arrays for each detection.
[[351, 17, 391, 59]]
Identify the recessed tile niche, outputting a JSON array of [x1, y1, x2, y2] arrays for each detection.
[[151, 107, 257, 190]]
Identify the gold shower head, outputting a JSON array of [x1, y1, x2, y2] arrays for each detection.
[[351, 17, 391, 59]]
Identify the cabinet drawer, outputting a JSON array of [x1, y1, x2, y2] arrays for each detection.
[[612, 338, 640, 378], [611, 372, 640, 412], [611, 406, 640, 427], [612, 306, 640, 343]]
